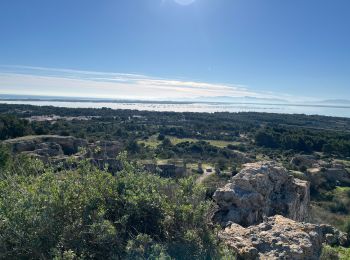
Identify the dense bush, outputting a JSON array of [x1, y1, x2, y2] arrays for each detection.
[[321, 245, 350, 260], [255, 127, 350, 157], [0, 115, 32, 140], [0, 153, 233, 259]]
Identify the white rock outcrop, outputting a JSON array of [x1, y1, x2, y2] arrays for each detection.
[[220, 215, 348, 260], [212, 162, 349, 259], [213, 162, 310, 227]]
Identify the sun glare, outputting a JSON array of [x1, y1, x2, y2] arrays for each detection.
[[174, 0, 196, 6]]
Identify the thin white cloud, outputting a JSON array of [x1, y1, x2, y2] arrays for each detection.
[[0, 65, 148, 79], [0, 65, 291, 101]]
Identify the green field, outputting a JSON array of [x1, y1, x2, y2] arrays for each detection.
[[139, 135, 241, 149], [137, 135, 162, 148]]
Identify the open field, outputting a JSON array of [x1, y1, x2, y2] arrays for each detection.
[[139, 135, 242, 149]]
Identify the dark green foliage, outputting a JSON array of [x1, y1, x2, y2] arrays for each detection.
[[255, 126, 350, 157], [0, 115, 32, 140], [255, 130, 279, 148], [2, 103, 350, 259], [329, 201, 349, 215], [343, 219, 350, 235], [161, 138, 172, 147], [126, 140, 140, 154], [157, 134, 165, 141], [0, 145, 10, 170], [320, 245, 350, 259], [1, 104, 350, 161], [320, 245, 339, 260], [300, 165, 308, 173], [0, 153, 228, 259]]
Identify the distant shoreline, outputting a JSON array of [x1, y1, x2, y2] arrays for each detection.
[[1, 97, 350, 109]]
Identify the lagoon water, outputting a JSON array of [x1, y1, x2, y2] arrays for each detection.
[[1, 100, 350, 118]]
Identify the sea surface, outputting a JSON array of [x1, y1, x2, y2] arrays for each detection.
[[1, 100, 350, 118]]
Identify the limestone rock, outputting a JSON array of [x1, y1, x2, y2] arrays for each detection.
[[307, 166, 350, 190], [88, 140, 122, 159], [290, 155, 318, 168], [3, 135, 123, 172], [3, 135, 87, 156], [213, 162, 310, 227], [220, 215, 348, 260]]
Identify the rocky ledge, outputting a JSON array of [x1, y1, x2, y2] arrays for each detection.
[[2, 135, 123, 172], [213, 162, 310, 227], [212, 162, 348, 259], [3, 135, 87, 157], [220, 215, 348, 260]]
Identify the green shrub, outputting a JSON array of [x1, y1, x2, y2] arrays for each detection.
[[0, 153, 232, 259], [321, 245, 350, 260], [320, 245, 339, 260]]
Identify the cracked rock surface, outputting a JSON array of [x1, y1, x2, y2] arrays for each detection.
[[220, 215, 348, 260], [213, 162, 310, 227], [212, 162, 348, 259]]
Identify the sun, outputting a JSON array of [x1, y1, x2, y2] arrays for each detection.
[[174, 0, 196, 6]]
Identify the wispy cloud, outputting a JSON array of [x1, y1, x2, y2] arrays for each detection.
[[0, 65, 291, 101]]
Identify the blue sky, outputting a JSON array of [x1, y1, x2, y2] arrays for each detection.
[[0, 0, 349, 101]]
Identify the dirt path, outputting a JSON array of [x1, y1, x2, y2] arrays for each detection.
[[197, 169, 215, 184]]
